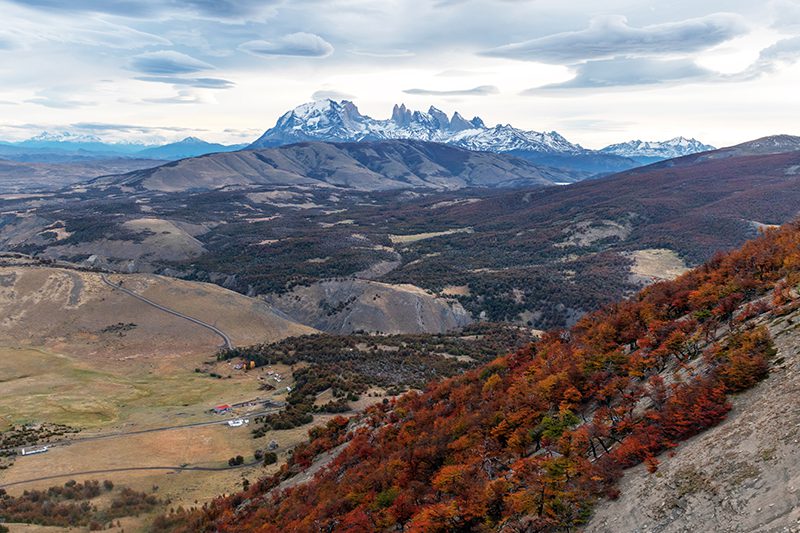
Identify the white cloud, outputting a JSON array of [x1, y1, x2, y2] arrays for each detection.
[[239, 33, 334, 58], [738, 36, 800, 78], [143, 89, 207, 104], [348, 48, 414, 58], [0, 1, 798, 148], [482, 13, 749, 63], [312, 89, 356, 100], [769, 0, 800, 29], [52, 20, 172, 49], [0, 33, 17, 50], [5, 0, 280, 20], [129, 50, 214, 75], [529, 57, 713, 91], [135, 76, 235, 89], [403, 85, 500, 96]]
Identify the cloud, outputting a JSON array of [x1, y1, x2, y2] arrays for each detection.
[[481, 13, 748, 64], [348, 48, 415, 58], [135, 76, 235, 89], [25, 96, 93, 108], [239, 33, 334, 58], [0, 33, 17, 50], [769, 0, 800, 29], [403, 85, 499, 96], [5, 0, 280, 20], [435, 69, 494, 77], [25, 89, 94, 108], [737, 36, 800, 79], [143, 89, 205, 104], [312, 89, 355, 100], [70, 122, 206, 133], [62, 22, 171, 49], [556, 118, 636, 132], [527, 57, 713, 91], [129, 50, 214, 75], [6, 0, 155, 17]]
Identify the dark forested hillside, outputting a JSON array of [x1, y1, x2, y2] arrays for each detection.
[[92, 140, 568, 193], [4, 140, 800, 332], [154, 220, 800, 532]]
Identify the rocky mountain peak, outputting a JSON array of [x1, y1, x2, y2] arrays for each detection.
[[449, 111, 475, 132], [249, 99, 585, 155]]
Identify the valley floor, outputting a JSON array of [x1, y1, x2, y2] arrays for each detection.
[[0, 263, 346, 529]]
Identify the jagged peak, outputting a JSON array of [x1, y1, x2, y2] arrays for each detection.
[[449, 111, 475, 133], [253, 99, 583, 154], [470, 116, 486, 129]]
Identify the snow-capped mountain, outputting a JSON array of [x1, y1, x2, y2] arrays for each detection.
[[0, 132, 244, 163], [249, 99, 584, 155], [15, 131, 146, 155], [600, 137, 715, 162], [27, 131, 104, 144]]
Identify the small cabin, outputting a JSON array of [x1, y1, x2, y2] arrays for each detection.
[[213, 404, 231, 414]]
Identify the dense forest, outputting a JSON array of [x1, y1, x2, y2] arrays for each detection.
[[154, 221, 800, 531]]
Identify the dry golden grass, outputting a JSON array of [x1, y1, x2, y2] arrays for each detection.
[[388, 227, 473, 244], [629, 248, 689, 282], [0, 265, 325, 527]]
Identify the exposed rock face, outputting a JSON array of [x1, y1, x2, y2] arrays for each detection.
[[585, 306, 800, 533], [264, 278, 472, 334]]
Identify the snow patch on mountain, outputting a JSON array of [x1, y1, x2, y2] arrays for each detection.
[[600, 137, 715, 159], [28, 131, 104, 144]]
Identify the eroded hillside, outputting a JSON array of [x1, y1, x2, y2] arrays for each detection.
[[586, 305, 800, 532]]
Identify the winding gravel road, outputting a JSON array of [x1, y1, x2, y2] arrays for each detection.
[[2, 406, 283, 456], [0, 270, 265, 490], [100, 273, 234, 349], [0, 460, 261, 489]]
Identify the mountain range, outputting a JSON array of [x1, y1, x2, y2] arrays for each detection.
[[135, 137, 246, 160], [0, 134, 245, 163], [248, 99, 716, 173], [600, 137, 715, 163], [0, 101, 716, 174]]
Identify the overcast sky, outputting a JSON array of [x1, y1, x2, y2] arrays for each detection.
[[1, 0, 799, 148]]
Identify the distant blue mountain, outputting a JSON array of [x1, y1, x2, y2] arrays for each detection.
[[136, 137, 247, 160], [0, 132, 245, 163]]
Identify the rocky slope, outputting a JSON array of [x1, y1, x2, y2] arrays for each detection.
[[265, 278, 471, 334], [586, 304, 800, 533]]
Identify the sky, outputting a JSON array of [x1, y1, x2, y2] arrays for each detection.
[[1, 0, 799, 149]]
